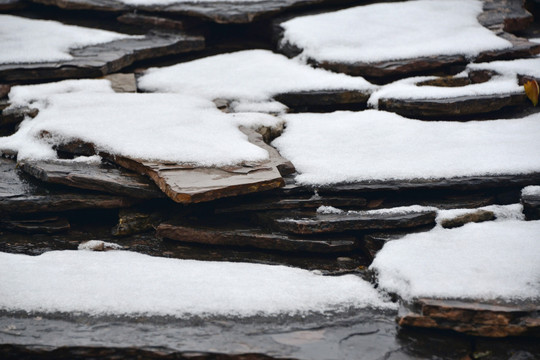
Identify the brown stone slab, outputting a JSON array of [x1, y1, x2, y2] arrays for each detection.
[[479, 0, 534, 33], [398, 298, 540, 337], [378, 93, 528, 119], [0, 31, 204, 83], [29, 0, 358, 24], [117, 13, 199, 31], [440, 209, 496, 229], [106, 127, 293, 204], [267, 210, 437, 235], [157, 222, 358, 253], [0, 158, 136, 214], [19, 160, 165, 199], [103, 73, 137, 93], [0, 106, 38, 128]]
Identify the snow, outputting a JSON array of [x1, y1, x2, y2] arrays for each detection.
[[280, 0, 511, 64], [367, 74, 521, 108], [370, 220, 540, 300], [468, 56, 540, 78], [522, 185, 540, 197], [272, 110, 540, 185], [0, 251, 395, 317], [138, 49, 375, 107], [317, 206, 344, 215], [1, 80, 280, 165], [0, 15, 134, 64], [78, 240, 124, 251]]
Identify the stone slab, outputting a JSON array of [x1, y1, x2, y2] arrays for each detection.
[[521, 192, 540, 220], [29, 0, 357, 24], [0, 158, 135, 214], [157, 222, 358, 253], [398, 298, 540, 338], [273, 89, 371, 112], [0, 216, 70, 234], [0, 31, 204, 83], [19, 160, 164, 199], [266, 210, 437, 235], [105, 127, 294, 204]]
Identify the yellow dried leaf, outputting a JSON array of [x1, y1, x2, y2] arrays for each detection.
[[524, 79, 539, 106]]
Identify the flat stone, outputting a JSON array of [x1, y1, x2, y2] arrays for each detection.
[[521, 192, 540, 220], [378, 93, 528, 119], [479, 0, 534, 33], [0, 216, 70, 234], [29, 0, 358, 24], [157, 222, 358, 253], [314, 173, 540, 194], [103, 73, 137, 93], [0, 0, 26, 10], [265, 210, 437, 235], [117, 13, 199, 31], [1, 106, 39, 129], [440, 209, 496, 229], [362, 232, 406, 260], [398, 298, 540, 338], [0, 32, 204, 83], [105, 127, 293, 204], [273, 89, 370, 112], [0, 158, 135, 214], [19, 160, 164, 199]]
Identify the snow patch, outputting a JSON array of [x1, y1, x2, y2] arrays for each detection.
[[272, 110, 540, 185], [317, 206, 344, 215], [0, 251, 395, 317], [522, 185, 540, 197], [370, 220, 540, 300], [280, 0, 511, 64], [0, 15, 136, 64]]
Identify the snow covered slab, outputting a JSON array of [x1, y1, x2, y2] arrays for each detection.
[[29, 0, 358, 24], [272, 110, 540, 185], [0, 250, 394, 317], [370, 220, 540, 301], [0, 158, 136, 214], [1, 80, 294, 203], [276, 0, 539, 79], [138, 49, 375, 111], [0, 15, 204, 83], [369, 71, 528, 118]]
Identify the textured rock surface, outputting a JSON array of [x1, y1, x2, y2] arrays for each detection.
[[440, 209, 496, 229], [0, 216, 70, 234], [521, 192, 540, 220], [20, 160, 164, 199], [0, 32, 204, 83], [157, 222, 358, 253], [398, 298, 540, 338], [0, 158, 135, 214]]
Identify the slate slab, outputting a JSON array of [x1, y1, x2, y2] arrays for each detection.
[[19, 160, 165, 199], [521, 191, 540, 220], [0, 216, 70, 234], [265, 210, 437, 235], [398, 298, 540, 338], [0, 31, 204, 83], [29, 0, 358, 24], [273, 89, 370, 112], [0, 158, 135, 214], [157, 222, 358, 253]]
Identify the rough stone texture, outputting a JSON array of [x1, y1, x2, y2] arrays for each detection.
[[112, 208, 162, 236], [0, 32, 204, 83], [398, 298, 540, 338], [273, 89, 371, 112], [0, 106, 39, 128], [20, 160, 164, 199], [0, 0, 26, 10], [378, 93, 528, 119], [266, 210, 437, 235], [117, 13, 198, 31], [103, 73, 137, 93], [362, 232, 406, 260], [0, 157, 135, 214], [313, 173, 540, 194], [105, 127, 294, 204], [275, 0, 540, 81], [157, 222, 358, 253], [440, 209, 496, 229], [521, 192, 540, 220], [0, 216, 70, 234], [29, 0, 358, 24]]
